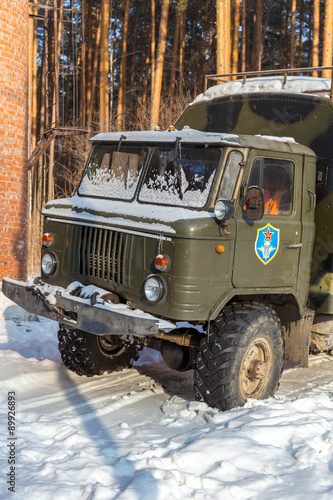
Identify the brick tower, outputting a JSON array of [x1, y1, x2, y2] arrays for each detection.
[[0, 0, 29, 283]]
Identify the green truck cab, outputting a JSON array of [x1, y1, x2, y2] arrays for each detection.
[[3, 70, 333, 411]]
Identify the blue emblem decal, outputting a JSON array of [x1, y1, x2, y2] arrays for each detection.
[[255, 224, 280, 265]]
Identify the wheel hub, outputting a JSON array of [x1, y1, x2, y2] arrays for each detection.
[[97, 335, 126, 359], [239, 337, 273, 400], [247, 359, 267, 380]]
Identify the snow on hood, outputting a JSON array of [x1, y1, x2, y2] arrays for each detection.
[[91, 127, 240, 145], [43, 194, 213, 235], [192, 76, 332, 104]]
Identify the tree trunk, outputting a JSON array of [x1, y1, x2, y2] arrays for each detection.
[[312, 0, 320, 76], [232, 0, 240, 76], [208, 0, 215, 73], [138, 3, 148, 103], [323, 0, 333, 78], [262, 0, 273, 62], [88, 6, 102, 129], [241, 0, 246, 72], [86, 0, 93, 125], [217, 0, 231, 75], [116, 0, 130, 130], [216, 0, 224, 74], [297, 0, 304, 68], [151, 0, 156, 102], [179, 7, 187, 91], [279, 1, 283, 67], [99, 0, 110, 132], [129, 1, 139, 114], [110, 1, 118, 128], [290, 0, 297, 67], [150, 0, 170, 128], [141, 25, 151, 108], [201, 0, 208, 90], [80, 0, 86, 128], [169, 8, 181, 99], [253, 0, 263, 71], [225, 0, 231, 73]]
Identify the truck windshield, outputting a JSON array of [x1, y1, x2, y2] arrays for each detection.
[[139, 146, 220, 208], [79, 145, 147, 200]]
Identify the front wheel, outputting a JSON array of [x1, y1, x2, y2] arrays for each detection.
[[194, 302, 284, 411], [57, 328, 141, 376]]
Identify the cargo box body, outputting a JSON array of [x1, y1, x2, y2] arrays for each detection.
[[176, 77, 333, 315]]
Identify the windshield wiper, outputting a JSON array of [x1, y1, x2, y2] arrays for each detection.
[[117, 134, 127, 152]]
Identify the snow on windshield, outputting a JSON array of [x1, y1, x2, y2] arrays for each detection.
[[139, 147, 220, 208], [79, 145, 147, 199]]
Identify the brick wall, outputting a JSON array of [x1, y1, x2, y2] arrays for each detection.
[[0, 0, 29, 284]]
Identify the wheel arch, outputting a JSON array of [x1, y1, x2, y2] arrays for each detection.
[[210, 293, 314, 367]]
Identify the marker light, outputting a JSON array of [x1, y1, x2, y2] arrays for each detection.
[[216, 245, 225, 253], [42, 233, 53, 247], [155, 254, 168, 271], [168, 125, 176, 131]]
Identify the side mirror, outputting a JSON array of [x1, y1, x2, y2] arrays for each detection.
[[214, 199, 235, 222], [244, 186, 264, 220]]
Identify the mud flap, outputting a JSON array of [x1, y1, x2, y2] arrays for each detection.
[[273, 305, 314, 367]]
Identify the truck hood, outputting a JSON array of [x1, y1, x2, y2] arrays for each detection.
[[43, 194, 220, 238]]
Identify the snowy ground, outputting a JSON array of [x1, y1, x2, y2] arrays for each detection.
[[1, 315, 333, 499]]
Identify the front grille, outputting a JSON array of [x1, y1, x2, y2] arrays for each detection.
[[79, 226, 130, 285]]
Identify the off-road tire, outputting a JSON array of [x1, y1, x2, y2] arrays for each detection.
[[194, 302, 284, 411], [57, 328, 141, 376]]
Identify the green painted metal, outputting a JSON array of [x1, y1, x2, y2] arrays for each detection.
[[41, 133, 318, 322], [176, 89, 333, 316]]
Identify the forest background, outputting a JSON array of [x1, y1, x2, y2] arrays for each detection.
[[27, 0, 333, 272]]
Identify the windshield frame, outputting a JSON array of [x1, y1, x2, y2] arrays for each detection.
[[77, 142, 223, 210]]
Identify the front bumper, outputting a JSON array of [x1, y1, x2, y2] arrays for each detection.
[[2, 277, 175, 336]]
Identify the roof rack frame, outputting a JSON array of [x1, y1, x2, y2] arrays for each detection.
[[205, 66, 333, 98]]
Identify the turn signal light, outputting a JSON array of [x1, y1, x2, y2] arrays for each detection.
[[42, 233, 53, 247], [216, 245, 225, 254], [155, 254, 168, 271]]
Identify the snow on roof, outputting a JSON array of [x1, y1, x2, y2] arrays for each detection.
[[192, 76, 332, 105], [91, 127, 240, 145]]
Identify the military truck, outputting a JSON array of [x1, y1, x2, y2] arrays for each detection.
[[3, 67, 333, 411]]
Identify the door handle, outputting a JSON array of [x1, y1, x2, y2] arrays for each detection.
[[306, 186, 316, 215], [286, 243, 302, 249]]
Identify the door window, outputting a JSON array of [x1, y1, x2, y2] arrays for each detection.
[[248, 158, 294, 215]]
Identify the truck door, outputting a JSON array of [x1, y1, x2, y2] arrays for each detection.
[[232, 153, 302, 288]]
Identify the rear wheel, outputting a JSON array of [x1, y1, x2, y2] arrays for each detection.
[[194, 302, 284, 411], [57, 328, 141, 376]]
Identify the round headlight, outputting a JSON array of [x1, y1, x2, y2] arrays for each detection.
[[214, 199, 235, 222], [144, 275, 164, 304], [41, 253, 57, 276]]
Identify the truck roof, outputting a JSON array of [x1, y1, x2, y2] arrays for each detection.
[[91, 128, 315, 157], [175, 79, 333, 159]]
